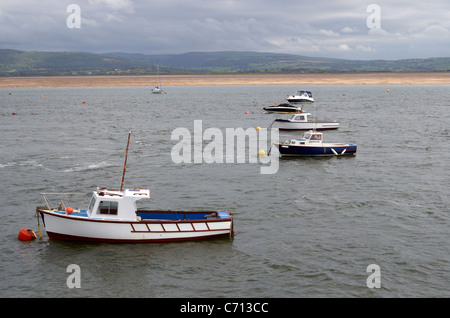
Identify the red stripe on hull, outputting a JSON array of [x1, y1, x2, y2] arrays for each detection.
[[46, 231, 233, 243]]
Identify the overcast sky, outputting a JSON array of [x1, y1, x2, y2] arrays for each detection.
[[1, 0, 449, 60]]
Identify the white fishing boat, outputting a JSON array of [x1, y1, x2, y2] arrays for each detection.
[[286, 90, 314, 103], [270, 113, 339, 131], [35, 132, 234, 243], [276, 130, 357, 157]]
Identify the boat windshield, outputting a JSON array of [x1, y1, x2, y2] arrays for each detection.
[[88, 195, 96, 213], [290, 114, 304, 121]]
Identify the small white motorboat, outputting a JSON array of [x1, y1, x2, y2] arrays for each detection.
[[270, 113, 339, 131], [35, 132, 234, 243], [286, 90, 314, 103], [276, 130, 357, 157]]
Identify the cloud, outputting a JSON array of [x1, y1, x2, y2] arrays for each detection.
[[341, 27, 357, 33], [338, 44, 351, 51], [0, 0, 450, 59], [355, 45, 375, 52], [319, 29, 340, 37], [368, 28, 389, 36], [88, 0, 134, 12]]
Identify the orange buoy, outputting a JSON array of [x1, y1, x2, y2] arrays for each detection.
[[245, 111, 249, 114], [66, 207, 73, 214], [18, 228, 37, 241]]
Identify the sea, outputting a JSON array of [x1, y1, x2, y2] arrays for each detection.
[[0, 84, 448, 299]]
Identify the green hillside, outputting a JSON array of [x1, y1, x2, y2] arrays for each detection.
[[1, 49, 450, 76]]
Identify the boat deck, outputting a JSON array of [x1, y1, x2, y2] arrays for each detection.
[[43, 209, 231, 221]]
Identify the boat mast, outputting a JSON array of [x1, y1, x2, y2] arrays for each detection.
[[157, 64, 161, 88], [120, 131, 132, 192]]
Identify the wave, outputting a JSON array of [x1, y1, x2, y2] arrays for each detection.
[[58, 161, 116, 173]]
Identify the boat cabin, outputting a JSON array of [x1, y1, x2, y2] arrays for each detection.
[[286, 130, 323, 145], [297, 90, 313, 98], [287, 113, 312, 122], [87, 187, 150, 221]]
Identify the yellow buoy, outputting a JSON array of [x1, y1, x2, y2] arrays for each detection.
[[258, 149, 266, 156], [256, 126, 260, 131]]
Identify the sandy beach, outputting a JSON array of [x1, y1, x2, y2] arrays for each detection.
[[1, 72, 450, 88]]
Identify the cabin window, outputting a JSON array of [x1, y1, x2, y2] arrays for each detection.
[[98, 201, 118, 215], [311, 134, 321, 140]]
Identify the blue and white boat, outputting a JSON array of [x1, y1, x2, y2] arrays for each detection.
[[286, 90, 314, 103], [276, 130, 357, 157]]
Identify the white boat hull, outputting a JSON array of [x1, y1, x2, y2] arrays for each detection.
[[272, 120, 339, 131], [39, 210, 233, 243], [286, 97, 314, 103]]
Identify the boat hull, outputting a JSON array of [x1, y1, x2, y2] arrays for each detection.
[[39, 210, 233, 243], [263, 107, 302, 113], [286, 98, 314, 103], [272, 120, 339, 131], [278, 143, 357, 156]]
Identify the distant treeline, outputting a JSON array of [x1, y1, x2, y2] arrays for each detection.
[[1, 49, 449, 76]]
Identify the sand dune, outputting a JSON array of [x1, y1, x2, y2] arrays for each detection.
[[1, 72, 450, 88]]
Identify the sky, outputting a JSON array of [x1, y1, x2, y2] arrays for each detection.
[[1, 0, 449, 60]]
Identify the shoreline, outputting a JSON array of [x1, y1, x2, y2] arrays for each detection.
[[1, 72, 450, 88]]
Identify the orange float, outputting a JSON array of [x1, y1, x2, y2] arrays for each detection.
[[18, 228, 37, 241]]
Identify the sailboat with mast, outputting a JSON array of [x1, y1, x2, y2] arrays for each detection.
[[151, 65, 163, 94]]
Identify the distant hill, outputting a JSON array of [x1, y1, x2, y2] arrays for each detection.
[[1, 49, 450, 76]]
